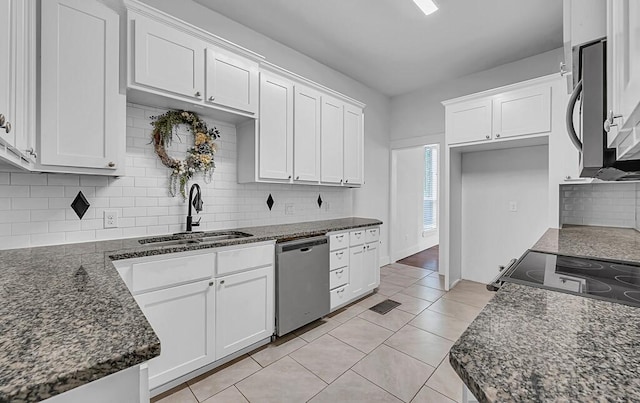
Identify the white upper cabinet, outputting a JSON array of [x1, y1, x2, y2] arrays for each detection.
[[445, 99, 492, 144], [126, 4, 262, 120], [445, 83, 552, 146], [0, 0, 36, 169], [607, 0, 640, 159], [343, 105, 364, 185], [133, 16, 205, 100], [320, 96, 344, 184], [205, 47, 258, 114], [40, 0, 124, 172], [293, 84, 321, 182], [492, 85, 551, 139], [259, 72, 293, 180]]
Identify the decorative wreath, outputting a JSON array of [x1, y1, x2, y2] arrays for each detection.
[[150, 110, 220, 199]]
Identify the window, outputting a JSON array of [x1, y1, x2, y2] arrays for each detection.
[[423, 145, 438, 231]]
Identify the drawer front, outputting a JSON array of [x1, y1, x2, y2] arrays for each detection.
[[330, 267, 348, 290], [365, 227, 380, 243], [350, 229, 365, 246], [329, 248, 349, 270], [330, 284, 349, 310], [217, 243, 274, 276], [329, 232, 348, 251], [131, 253, 215, 294]]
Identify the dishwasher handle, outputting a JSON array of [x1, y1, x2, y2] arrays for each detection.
[[277, 236, 328, 253]]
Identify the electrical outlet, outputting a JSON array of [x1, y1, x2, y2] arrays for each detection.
[[509, 201, 518, 212], [103, 210, 118, 228], [285, 203, 294, 215]]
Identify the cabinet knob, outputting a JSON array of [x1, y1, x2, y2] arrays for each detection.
[[107, 162, 115, 168], [195, 91, 201, 97], [208, 96, 215, 101], [220, 280, 225, 285], [296, 176, 299, 180], [340, 179, 343, 183], [485, 135, 490, 139], [0, 114, 4, 126], [495, 133, 500, 138], [209, 281, 214, 286], [288, 175, 292, 179], [345, 179, 349, 183], [1, 121, 11, 134]]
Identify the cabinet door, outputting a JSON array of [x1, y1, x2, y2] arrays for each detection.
[[0, 0, 15, 148], [349, 245, 365, 298], [135, 280, 215, 390], [492, 85, 551, 139], [445, 98, 492, 145], [205, 47, 258, 114], [133, 15, 205, 100], [40, 0, 122, 169], [259, 72, 293, 180], [293, 84, 321, 182], [608, 0, 640, 149], [215, 266, 274, 360], [320, 96, 344, 183], [363, 242, 379, 291], [343, 105, 363, 185]]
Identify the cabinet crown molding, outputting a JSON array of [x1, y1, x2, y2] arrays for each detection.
[[124, 0, 265, 63], [441, 73, 560, 106]]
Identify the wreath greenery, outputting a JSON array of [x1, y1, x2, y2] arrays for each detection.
[[150, 110, 220, 199]]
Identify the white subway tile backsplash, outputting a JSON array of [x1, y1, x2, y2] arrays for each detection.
[[560, 183, 640, 229], [0, 103, 352, 249]]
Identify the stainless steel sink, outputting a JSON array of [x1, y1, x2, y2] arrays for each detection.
[[139, 231, 253, 247]]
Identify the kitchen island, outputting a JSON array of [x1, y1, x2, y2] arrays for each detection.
[[450, 226, 640, 402], [0, 217, 381, 402]]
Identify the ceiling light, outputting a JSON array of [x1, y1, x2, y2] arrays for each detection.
[[412, 0, 438, 16]]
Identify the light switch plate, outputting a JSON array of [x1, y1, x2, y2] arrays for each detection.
[[509, 201, 518, 212]]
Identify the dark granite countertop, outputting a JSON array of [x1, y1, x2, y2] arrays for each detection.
[[0, 217, 382, 402], [450, 225, 640, 402], [532, 225, 640, 264]]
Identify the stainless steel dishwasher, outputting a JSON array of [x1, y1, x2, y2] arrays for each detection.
[[275, 236, 330, 337]]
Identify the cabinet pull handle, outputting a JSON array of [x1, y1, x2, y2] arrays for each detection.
[[336, 251, 343, 257], [220, 280, 225, 285], [603, 110, 623, 133], [2, 121, 11, 134], [25, 148, 37, 159], [195, 91, 201, 97], [208, 96, 215, 101], [107, 162, 115, 168], [296, 176, 299, 180], [336, 235, 344, 240], [0, 114, 4, 126], [337, 269, 344, 274], [485, 135, 490, 139], [340, 179, 343, 183], [209, 281, 214, 286]]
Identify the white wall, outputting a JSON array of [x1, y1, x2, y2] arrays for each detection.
[[461, 145, 550, 283], [390, 146, 438, 261], [139, 0, 392, 263], [0, 104, 353, 249]]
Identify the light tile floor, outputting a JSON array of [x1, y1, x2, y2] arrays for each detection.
[[152, 262, 495, 403]]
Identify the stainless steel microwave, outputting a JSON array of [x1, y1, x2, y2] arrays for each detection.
[[566, 39, 640, 180]]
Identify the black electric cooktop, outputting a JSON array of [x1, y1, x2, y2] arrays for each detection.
[[500, 250, 640, 308]]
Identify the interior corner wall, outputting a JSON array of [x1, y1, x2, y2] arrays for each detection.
[[139, 0, 392, 263], [389, 47, 564, 141]]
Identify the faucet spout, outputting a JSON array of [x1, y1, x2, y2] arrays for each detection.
[[186, 184, 202, 232]]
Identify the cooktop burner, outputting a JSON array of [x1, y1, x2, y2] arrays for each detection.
[[501, 250, 640, 307]]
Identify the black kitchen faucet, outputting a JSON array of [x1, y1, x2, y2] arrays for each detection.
[[186, 183, 203, 232]]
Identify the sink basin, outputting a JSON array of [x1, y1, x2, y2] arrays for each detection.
[[139, 231, 253, 247]]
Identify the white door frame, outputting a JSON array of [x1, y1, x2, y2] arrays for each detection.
[[389, 133, 445, 273]]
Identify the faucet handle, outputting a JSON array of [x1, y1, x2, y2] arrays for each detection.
[[192, 217, 201, 227]]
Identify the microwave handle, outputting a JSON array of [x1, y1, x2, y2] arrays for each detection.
[[566, 79, 583, 152]]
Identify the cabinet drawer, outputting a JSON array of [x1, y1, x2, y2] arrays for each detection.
[[350, 230, 365, 246], [330, 249, 348, 270], [217, 243, 274, 276], [330, 284, 349, 310], [330, 267, 348, 290], [329, 233, 348, 251], [365, 227, 379, 243], [131, 253, 215, 294]]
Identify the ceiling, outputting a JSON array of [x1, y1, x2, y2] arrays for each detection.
[[194, 0, 563, 97]]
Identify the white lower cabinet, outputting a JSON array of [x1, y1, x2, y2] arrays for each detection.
[[215, 266, 274, 360], [329, 226, 380, 311], [134, 280, 215, 390]]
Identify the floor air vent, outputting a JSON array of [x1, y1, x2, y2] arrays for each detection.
[[369, 299, 401, 315]]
